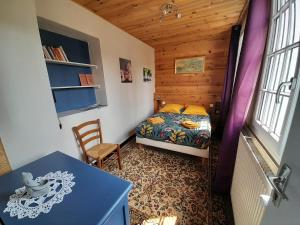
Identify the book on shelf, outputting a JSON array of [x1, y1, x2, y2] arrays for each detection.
[[42, 46, 51, 60], [85, 74, 94, 85], [53, 47, 64, 61], [79, 74, 94, 86], [59, 46, 69, 62], [47, 46, 56, 60], [79, 74, 88, 86], [51, 47, 59, 60], [50, 47, 59, 60], [43, 45, 69, 62]]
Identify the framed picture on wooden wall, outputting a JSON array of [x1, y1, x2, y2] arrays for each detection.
[[175, 56, 205, 74]]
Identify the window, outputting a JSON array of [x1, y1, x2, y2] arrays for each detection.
[[252, 0, 300, 163]]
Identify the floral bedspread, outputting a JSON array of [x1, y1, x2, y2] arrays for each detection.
[[136, 112, 211, 149]]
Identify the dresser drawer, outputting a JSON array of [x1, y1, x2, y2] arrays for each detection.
[[103, 196, 130, 225]]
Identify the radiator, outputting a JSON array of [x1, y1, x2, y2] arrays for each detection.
[[231, 133, 273, 225]]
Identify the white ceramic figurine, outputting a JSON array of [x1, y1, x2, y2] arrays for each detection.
[[22, 172, 50, 198]]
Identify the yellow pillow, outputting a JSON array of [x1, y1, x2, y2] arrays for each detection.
[[159, 104, 184, 114], [182, 105, 208, 116]]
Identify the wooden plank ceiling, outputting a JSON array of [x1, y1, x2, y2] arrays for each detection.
[[73, 0, 246, 47]]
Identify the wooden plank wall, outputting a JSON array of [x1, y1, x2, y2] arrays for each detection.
[[155, 32, 230, 110]]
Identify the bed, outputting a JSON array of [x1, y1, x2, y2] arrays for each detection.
[[135, 111, 211, 160]]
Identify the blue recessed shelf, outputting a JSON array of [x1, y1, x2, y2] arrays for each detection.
[[38, 17, 108, 118], [39, 28, 100, 114]]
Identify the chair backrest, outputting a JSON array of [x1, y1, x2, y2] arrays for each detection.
[[72, 119, 103, 161]]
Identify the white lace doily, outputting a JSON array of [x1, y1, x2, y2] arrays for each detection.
[[3, 171, 75, 219]]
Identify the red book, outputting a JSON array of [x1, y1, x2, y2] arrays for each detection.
[[85, 74, 94, 85], [54, 48, 64, 61], [51, 47, 59, 60], [79, 74, 88, 86]]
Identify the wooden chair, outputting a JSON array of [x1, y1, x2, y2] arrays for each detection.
[[72, 119, 122, 170]]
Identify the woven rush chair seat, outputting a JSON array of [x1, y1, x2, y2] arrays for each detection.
[[86, 143, 118, 160]]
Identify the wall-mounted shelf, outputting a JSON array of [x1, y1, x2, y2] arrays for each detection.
[[57, 104, 104, 118], [45, 59, 97, 69], [38, 22, 107, 114], [51, 85, 100, 90]]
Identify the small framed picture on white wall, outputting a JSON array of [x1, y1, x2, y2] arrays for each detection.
[[143, 68, 152, 82], [119, 58, 133, 83]]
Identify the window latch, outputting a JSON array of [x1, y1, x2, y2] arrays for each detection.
[[268, 164, 292, 207], [275, 77, 297, 104]]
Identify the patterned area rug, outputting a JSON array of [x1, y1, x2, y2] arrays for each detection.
[[103, 141, 227, 225], [210, 141, 228, 225]]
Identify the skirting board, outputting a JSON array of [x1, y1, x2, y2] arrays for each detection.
[[136, 137, 209, 158]]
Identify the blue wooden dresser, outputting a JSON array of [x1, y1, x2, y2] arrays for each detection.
[[0, 151, 132, 225]]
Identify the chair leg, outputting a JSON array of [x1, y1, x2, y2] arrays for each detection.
[[116, 144, 122, 170]]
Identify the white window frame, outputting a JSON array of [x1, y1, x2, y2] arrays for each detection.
[[251, 0, 300, 163]]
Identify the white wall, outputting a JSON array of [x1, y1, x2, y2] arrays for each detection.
[[0, 0, 155, 169], [0, 0, 61, 169]]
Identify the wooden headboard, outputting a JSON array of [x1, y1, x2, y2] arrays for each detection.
[[154, 92, 220, 112]]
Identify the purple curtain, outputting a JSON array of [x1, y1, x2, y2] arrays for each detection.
[[213, 0, 270, 194], [219, 25, 241, 134]]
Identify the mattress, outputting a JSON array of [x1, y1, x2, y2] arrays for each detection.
[[136, 112, 211, 149]]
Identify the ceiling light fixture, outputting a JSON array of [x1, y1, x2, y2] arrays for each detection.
[[160, 0, 182, 22]]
